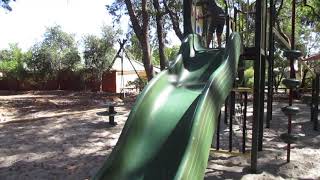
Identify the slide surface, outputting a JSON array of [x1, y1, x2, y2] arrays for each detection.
[[94, 33, 241, 180]]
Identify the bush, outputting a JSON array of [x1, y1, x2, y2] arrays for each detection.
[[127, 77, 148, 91], [244, 67, 254, 88], [0, 60, 26, 80]]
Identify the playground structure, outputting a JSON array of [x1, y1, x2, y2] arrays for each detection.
[[94, 0, 319, 179]]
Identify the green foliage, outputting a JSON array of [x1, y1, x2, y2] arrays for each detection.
[[27, 44, 54, 79], [152, 45, 180, 65], [0, 43, 26, 80], [62, 48, 81, 70], [126, 77, 148, 91], [42, 25, 81, 71], [126, 34, 143, 62], [165, 45, 180, 61], [244, 67, 254, 87], [24, 25, 81, 80], [0, 60, 18, 72], [83, 25, 120, 80]]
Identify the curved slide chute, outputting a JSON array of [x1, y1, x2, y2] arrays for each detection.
[[94, 33, 241, 180]]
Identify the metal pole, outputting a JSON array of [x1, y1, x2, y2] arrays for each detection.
[[216, 111, 221, 150], [124, 50, 144, 83], [258, 55, 266, 151], [311, 78, 315, 122], [229, 91, 235, 152], [225, 97, 229, 124], [234, 7, 237, 32], [287, 0, 296, 163], [314, 74, 319, 131], [120, 52, 124, 98], [290, 0, 296, 79], [246, 0, 250, 46], [225, 1, 230, 40], [258, 0, 269, 151], [226, 15, 230, 40], [183, 0, 193, 36], [266, 0, 275, 128], [242, 91, 248, 153], [109, 106, 116, 126], [251, 0, 263, 173]]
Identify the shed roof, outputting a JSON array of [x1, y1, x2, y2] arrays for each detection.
[[111, 56, 161, 73]]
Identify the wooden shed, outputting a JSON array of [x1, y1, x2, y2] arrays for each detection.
[[102, 57, 160, 93]]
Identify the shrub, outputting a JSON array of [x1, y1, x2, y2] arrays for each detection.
[[244, 67, 254, 88]]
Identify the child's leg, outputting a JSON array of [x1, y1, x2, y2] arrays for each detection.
[[216, 24, 224, 48]]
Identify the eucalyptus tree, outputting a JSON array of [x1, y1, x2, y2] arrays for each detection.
[[107, 0, 154, 80], [25, 25, 81, 80], [41, 25, 80, 72], [107, 0, 184, 79], [0, 0, 15, 11], [0, 43, 26, 80], [83, 25, 119, 86]]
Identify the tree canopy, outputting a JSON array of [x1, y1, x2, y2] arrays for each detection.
[[25, 25, 81, 80], [0, 0, 15, 11], [83, 25, 120, 83]]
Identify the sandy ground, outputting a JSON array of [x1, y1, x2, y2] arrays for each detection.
[[0, 91, 319, 180], [205, 100, 320, 180]]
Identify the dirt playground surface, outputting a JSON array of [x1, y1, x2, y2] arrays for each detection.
[[0, 91, 319, 180]]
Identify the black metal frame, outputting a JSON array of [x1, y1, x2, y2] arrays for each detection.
[[216, 89, 249, 154], [251, 0, 266, 172], [229, 91, 235, 152], [183, 0, 270, 173], [312, 74, 319, 131], [266, 0, 275, 128]]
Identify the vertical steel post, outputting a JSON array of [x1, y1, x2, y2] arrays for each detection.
[[109, 106, 116, 126], [224, 97, 229, 124], [314, 74, 319, 131], [258, 55, 266, 151], [311, 78, 315, 122], [216, 111, 221, 150], [287, 0, 296, 163], [183, 0, 193, 36], [242, 91, 248, 153], [234, 7, 237, 32], [266, 0, 275, 128], [251, 0, 263, 173], [120, 52, 124, 99], [226, 15, 230, 40], [229, 91, 235, 152]]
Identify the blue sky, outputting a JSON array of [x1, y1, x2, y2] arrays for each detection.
[[0, 0, 127, 51]]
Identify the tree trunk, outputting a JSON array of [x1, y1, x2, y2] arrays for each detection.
[[141, 38, 154, 81], [163, 0, 183, 41], [275, 72, 284, 93], [300, 68, 309, 91], [124, 0, 154, 81], [153, 0, 167, 71]]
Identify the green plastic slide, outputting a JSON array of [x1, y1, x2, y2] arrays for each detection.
[[94, 33, 241, 180]]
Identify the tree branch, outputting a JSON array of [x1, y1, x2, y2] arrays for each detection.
[[141, 0, 149, 36], [124, 0, 143, 41], [302, 0, 320, 19], [153, 0, 167, 70], [163, 0, 183, 41], [275, 0, 284, 19], [275, 19, 291, 47]]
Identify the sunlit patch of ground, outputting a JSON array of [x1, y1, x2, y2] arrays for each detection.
[[0, 91, 134, 180]]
